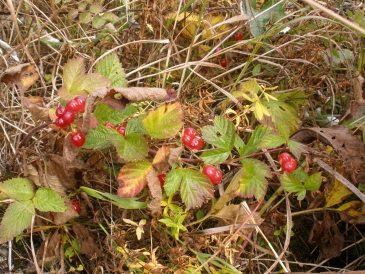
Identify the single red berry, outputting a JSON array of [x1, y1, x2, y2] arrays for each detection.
[[62, 111, 75, 125], [74, 96, 86, 112], [116, 124, 127, 136], [55, 117, 68, 128], [220, 58, 228, 67], [278, 153, 292, 164], [235, 32, 243, 41], [202, 166, 223, 184], [55, 106, 66, 118], [184, 127, 197, 137], [189, 137, 204, 150], [65, 99, 79, 113], [103, 122, 116, 129], [72, 199, 81, 213], [70, 131, 86, 147], [49, 212, 54, 219], [282, 158, 297, 173], [182, 134, 193, 147], [158, 173, 167, 190]]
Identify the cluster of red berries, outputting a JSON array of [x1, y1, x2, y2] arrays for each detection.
[[216, 32, 243, 68], [202, 165, 222, 184], [103, 122, 127, 136], [278, 153, 297, 173], [182, 127, 204, 150], [55, 96, 87, 148]]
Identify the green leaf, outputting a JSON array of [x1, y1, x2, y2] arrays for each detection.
[[259, 134, 286, 149], [273, 89, 309, 111], [280, 173, 304, 193], [240, 126, 271, 156], [142, 102, 183, 139], [252, 64, 261, 76], [79, 11, 92, 24], [93, 104, 137, 125], [95, 53, 127, 88], [92, 14, 106, 29], [0, 178, 34, 201], [304, 172, 322, 191], [126, 115, 148, 135], [117, 160, 152, 197], [200, 149, 230, 165], [237, 159, 271, 200], [297, 189, 307, 200], [113, 133, 149, 162], [202, 116, 235, 150], [90, 4, 103, 13], [234, 134, 245, 153], [292, 169, 308, 181], [0, 200, 34, 243], [164, 169, 214, 209], [79, 187, 147, 209], [287, 139, 303, 160], [82, 125, 112, 149], [33, 188, 66, 212], [102, 11, 120, 23]]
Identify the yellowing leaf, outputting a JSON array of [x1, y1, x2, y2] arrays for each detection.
[[325, 178, 352, 207], [254, 101, 270, 120], [142, 102, 183, 139], [117, 161, 152, 197]]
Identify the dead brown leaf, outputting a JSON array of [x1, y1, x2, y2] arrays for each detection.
[[146, 169, 162, 214], [111, 87, 168, 102], [72, 222, 103, 258], [23, 96, 51, 122], [1, 63, 39, 92], [36, 232, 61, 264], [152, 145, 181, 174]]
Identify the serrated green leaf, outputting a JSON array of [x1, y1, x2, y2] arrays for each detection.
[[79, 187, 146, 209], [94, 104, 137, 125], [200, 149, 230, 165], [95, 53, 127, 88], [82, 124, 117, 149], [90, 4, 103, 14], [234, 134, 245, 153], [62, 57, 85, 94], [79, 11, 92, 24], [73, 73, 110, 94], [92, 14, 106, 29], [33, 188, 66, 212], [0, 200, 34, 243], [126, 115, 148, 135], [287, 139, 303, 159], [113, 134, 149, 161], [202, 116, 235, 150], [259, 134, 286, 149], [273, 89, 309, 111], [240, 126, 271, 156], [142, 102, 183, 139], [304, 172, 322, 191], [165, 169, 214, 209], [0, 178, 34, 201], [117, 160, 152, 197], [102, 11, 120, 23], [297, 189, 307, 200], [280, 173, 304, 193], [292, 169, 308, 181]]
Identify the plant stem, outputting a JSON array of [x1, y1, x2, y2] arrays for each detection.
[[259, 186, 284, 216]]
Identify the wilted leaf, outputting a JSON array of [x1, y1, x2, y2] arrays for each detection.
[[33, 188, 66, 212], [117, 161, 152, 197], [1, 63, 39, 92], [325, 178, 353, 207], [143, 102, 183, 139], [72, 222, 103, 258], [152, 145, 179, 173], [113, 87, 168, 102], [95, 53, 127, 88], [164, 168, 214, 209], [0, 200, 34, 243], [146, 170, 162, 214], [0, 178, 34, 201], [23, 96, 51, 122], [202, 116, 235, 151]]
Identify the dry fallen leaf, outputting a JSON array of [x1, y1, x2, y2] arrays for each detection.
[[146, 169, 162, 214], [23, 96, 51, 122], [1, 63, 39, 92]]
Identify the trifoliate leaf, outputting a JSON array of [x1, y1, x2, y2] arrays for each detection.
[[239, 126, 271, 157], [0, 200, 34, 243], [0, 178, 34, 201], [117, 160, 152, 197], [142, 102, 183, 139], [95, 53, 127, 88], [200, 149, 230, 165], [202, 116, 235, 150], [33, 188, 66, 212], [164, 169, 214, 209]]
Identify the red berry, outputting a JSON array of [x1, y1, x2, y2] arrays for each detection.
[[158, 173, 167, 190], [184, 127, 197, 137], [220, 58, 228, 67], [282, 158, 297, 173], [278, 153, 292, 164], [116, 124, 127, 136], [70, 131, 86, 147], [55, 117, 68, 128], [202, 166, 222, 184], [235, 32, 243, 41], [72, 199, 81, 213], [189, 137, 204, 150], [74, 96, 86, 112], [55, 106, 66, 118], [182, 134, 193, 147], [65, 99, 79, 113], [49, 212, 54, 219], [103, 122, 116, 129], [62, 111, 75, 125]]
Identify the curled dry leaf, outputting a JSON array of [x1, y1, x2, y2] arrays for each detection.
[[23, 96, 51, 122], [152, 145, 182, 174], [1, 63, 39, 93], [146, 170, 162, 214], [111, 87, 168, 102]]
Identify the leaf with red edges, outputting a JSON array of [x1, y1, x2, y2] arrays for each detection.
[[117, 161, 152, 197]]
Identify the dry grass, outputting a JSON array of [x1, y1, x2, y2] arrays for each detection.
[[1, 0, 365, 273]]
